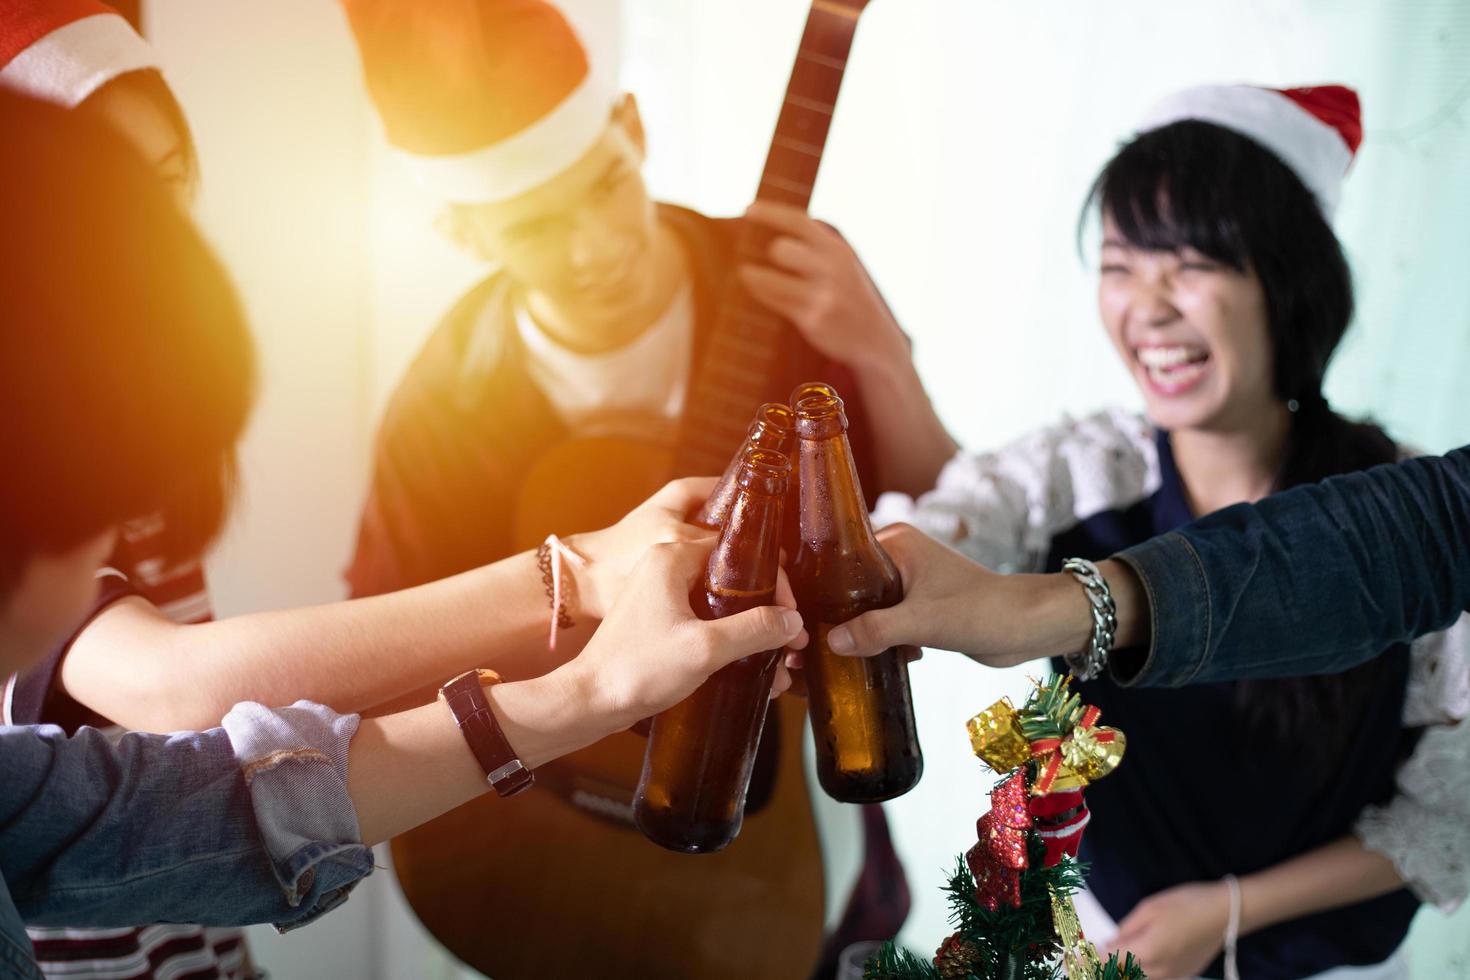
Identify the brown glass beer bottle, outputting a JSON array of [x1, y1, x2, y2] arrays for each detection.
[[634, 448, 791, 853], [695, 402, 795, 530], [790, 391, 923, 803]]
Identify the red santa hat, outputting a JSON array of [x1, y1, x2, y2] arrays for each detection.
[[0, 0, 159, 108], [342, 0, 617, 203], [1137, 84, 1362, 218]]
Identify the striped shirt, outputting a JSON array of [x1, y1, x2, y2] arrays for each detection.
[[3, 515, 251, 980]]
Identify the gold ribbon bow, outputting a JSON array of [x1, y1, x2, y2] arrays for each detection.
[[1029, 704, 1125, 795]]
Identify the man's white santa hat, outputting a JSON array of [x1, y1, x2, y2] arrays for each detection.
[[0, 0, 160, 107], [342, 0, 618, 204], [1138, 84, 1363, 218]]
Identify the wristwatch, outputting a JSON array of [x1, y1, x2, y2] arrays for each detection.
[[437, 668, 535, 798]]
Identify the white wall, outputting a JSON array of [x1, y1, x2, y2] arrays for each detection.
[[145, 1, 382, 976], [142, 0, 1469, 975], [147, 0, 374, 617]]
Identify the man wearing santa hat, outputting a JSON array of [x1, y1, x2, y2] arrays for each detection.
[[339, 0, 955, 596], [338, 2, 949, 975]]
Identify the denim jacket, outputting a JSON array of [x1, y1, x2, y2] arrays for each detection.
[[1115, 445, 1470, 686], [0, 701, 375, 979]]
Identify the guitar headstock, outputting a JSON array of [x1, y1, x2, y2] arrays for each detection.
[[815, 0, 871, 16]]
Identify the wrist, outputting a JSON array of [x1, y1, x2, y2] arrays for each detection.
[[1233, 872, 1267, 937], [847, 330, 913, 385], [558, 532, 597, 619], [486, 666, 605, 770], [549, 657, 622, 742], [1018, 572, 1096, 664], [536, 534, 598, 627], [1096, 559, 1145, 649]]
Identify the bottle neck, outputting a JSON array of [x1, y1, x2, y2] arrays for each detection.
[[708, 487, 784, 598], [796, 428, 878, 552], [750, 418, 793, 455]]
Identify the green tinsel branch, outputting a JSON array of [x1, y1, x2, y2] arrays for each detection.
[[1018, 675, 1085, 744], [862, 943, 943, 980], [1098, 952, 1146, 980]]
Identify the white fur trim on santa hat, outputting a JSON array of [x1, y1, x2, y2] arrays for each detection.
[[0, 13, 159, 108], [395, 61, 618, 205], [1137, 84, 1354, 218]]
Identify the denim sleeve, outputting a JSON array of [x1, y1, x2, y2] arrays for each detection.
[[0, 702, 374, 931], [1112, 446, 1470, 686]]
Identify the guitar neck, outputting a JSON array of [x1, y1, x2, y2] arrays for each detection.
[[675, 0, 866, 476]]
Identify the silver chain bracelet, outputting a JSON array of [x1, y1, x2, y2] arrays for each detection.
[[1060, 557, 1117, 681]]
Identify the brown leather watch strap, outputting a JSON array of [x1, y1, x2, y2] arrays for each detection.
[[438, 668, 534, 798]]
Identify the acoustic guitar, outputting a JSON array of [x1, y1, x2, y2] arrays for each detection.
[[390, 3, 873, 977]]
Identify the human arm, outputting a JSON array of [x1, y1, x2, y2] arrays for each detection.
[[831, 447, 1470, 686], [821, 522, 1147, 667], [1114, 445, 1470, 686], [1103, 627, 1470, 980], [1353, 614, 1470, 913], [1117, 618, 1470, 974], [736, 201, 958, 495], [4, 538, 803, 927], [346, 539, 803, 841], [1106, 836, 1405, 980], [58, 478, 719, 732]]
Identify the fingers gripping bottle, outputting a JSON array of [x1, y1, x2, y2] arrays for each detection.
[[790, 391, 922, 803], [634, 448, 791, 852]]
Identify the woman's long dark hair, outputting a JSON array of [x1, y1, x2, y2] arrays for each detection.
[[1084, 121, 1401, 778]]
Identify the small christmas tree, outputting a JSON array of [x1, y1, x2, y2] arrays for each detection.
[[865, 676, 1146, 980]]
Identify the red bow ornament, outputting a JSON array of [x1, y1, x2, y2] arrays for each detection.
[[1028, 704, 1125, 796], [967, 771, 1031, 910]]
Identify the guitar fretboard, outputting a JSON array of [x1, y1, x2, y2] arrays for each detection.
[[674, 0, 864, 476]]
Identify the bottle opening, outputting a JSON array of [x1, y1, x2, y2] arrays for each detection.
[[757, 401, 796, 432], [737, 447, 790, 496], [790, 380, 840, 407], [794, 391, 848, 437], [749, 403, 796, 453]]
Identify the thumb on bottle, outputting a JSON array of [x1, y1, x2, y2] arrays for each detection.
[[699, 606, 804, 669], [827, 607, 903, 657]]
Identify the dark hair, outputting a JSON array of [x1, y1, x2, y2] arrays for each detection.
[[79, 68, 202, 194], [1084, 121, 1401, 776], [0, 90, 254, 592]]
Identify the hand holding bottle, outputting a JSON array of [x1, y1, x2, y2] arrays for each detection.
[[565, 537, 806, 737], [821, 523, 1146, 670], [564, 477, 719, 620]]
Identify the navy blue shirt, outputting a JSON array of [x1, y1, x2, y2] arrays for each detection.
[[1048, 432, 1420, 979]]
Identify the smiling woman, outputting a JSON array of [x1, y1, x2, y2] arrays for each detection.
[[873, 83, 1468, 980], [1086, 112, 1396, 512]]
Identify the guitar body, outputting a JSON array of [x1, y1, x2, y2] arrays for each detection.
[[392, 435, 826, 980], [390, 1, 875, 975], [511, 435, 674, 544]]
